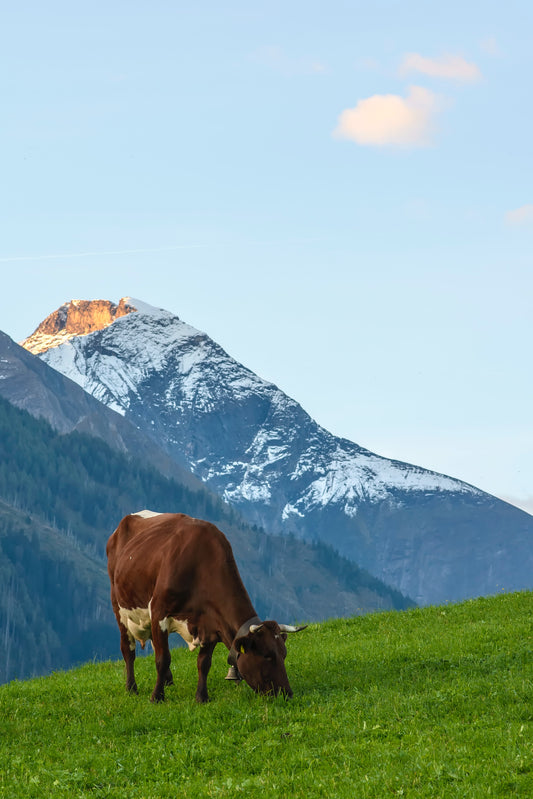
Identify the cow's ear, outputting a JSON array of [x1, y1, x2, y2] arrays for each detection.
[[235, 635, 253, 655]]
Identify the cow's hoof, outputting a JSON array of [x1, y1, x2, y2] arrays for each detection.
[[195, 692, 209, 704], [127, 683, 139, 695], [150, 692, 165, 703]]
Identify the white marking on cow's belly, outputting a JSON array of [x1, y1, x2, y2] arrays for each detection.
[[119, 605, 152, 650], [119, 603, 200, 652], [132, 509, 162, 519], [159, 617, 201, 651]]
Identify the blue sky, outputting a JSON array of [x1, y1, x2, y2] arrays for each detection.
[[1, 1, 531, 513]]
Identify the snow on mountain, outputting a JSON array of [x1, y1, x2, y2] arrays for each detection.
[[22, 298, 533, 605], [31, 298, 480, 511]]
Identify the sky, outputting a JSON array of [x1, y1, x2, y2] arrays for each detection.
[[1, 1, 531, 514]]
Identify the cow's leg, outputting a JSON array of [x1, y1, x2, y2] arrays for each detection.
[[195, 641, 216, 704], [119, 624, 138, 694], [150, 621, 171, 703], [165, 667, 174, 686]]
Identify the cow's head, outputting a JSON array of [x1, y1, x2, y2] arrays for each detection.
[[231, 620, 306, 698]]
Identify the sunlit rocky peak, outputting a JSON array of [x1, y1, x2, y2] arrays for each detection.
[[20, 297, 137, 354]]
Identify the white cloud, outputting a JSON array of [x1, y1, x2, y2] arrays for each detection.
[[399, 52, 482, 83], [504, 204, 533, 227], [333, 85, 441, 148]]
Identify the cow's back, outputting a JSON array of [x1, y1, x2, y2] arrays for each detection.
[[107, 511, 163, 578], [107, 511, 237, 611]]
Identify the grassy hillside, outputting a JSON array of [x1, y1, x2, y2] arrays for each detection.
[[1, 592, 531, 798]]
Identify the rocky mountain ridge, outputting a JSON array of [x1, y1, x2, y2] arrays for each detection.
[[22, 297, 136, 355], [21, 297, 533, 605]]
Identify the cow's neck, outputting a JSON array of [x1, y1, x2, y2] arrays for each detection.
[[211, 563, 261, 651], [226, 614, 262, 670], [218, 595, 260, 651]]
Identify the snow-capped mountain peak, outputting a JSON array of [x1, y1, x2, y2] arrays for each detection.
[[121, 296, 172, 319], [21, 297, 532, 606], [23, 298, 481, 501]]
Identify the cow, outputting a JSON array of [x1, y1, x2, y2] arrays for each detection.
[[106, 510, 306, 703]]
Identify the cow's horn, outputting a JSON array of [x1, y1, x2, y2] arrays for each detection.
[[278, 624, 307, 633], [249, 623, 264, 634]]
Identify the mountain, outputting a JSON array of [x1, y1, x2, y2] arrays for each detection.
[[21, 297, 533, 606], [0, 370, 410, 683], [22, 297, 136, 355], [0, 328, 204, 489]]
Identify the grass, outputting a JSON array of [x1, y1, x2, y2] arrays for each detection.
[[1, 591, 532, 798]]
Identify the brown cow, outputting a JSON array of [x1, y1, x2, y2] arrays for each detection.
[[106, 511, 305, 702]]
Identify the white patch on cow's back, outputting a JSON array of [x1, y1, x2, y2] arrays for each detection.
[[133, 509, 162, 519]]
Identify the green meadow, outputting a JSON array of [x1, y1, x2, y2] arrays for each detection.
[[1, 592, 531, 798]]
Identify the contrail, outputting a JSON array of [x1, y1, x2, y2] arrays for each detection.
[[0, 244, 208, 263], [0, 237, 325, 264]]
